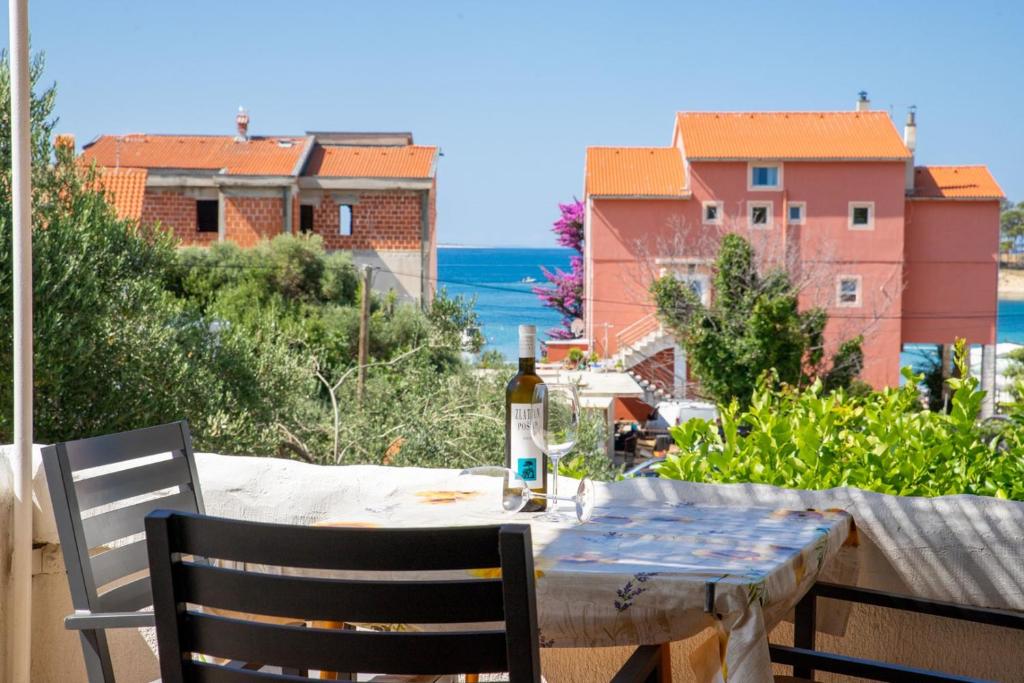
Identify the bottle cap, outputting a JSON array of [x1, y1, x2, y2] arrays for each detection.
[[518, 325, 536, 359]]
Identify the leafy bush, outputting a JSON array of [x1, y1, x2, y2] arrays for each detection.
[[651, 234, 863, 406], [656, 341, 1024, 500]]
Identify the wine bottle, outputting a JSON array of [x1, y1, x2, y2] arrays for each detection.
[[505, 324, 547, 511]]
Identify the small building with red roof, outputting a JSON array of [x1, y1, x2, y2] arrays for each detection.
[[582, 95, 1003, 392], [81, 110, 438, 303]]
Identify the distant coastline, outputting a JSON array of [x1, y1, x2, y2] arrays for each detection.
[[999, 268, 1024, 300]]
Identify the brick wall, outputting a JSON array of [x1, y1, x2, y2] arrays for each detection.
[[311, 191, 423, 251], [140, 190, 218, 246], [631, 348, 676, 395], [223, 195, 285, 247], [140, 188, 427, 253]]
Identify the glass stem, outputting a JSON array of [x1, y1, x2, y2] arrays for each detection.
[[550, 455, 559, 504]]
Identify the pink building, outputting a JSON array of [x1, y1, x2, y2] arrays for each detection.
[[582, 98, 1003, 394]]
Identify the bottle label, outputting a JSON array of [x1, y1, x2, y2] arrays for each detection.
[[509, 402, 542, 486]]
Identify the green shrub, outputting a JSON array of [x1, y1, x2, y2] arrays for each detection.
[[656, 341, 1024, 500]]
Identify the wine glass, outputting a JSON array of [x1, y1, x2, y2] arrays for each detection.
[[458, 466, 595, 522], [531, 383, 580, 520]]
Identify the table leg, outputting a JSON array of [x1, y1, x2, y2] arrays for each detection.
[[658, 642, 672, 683]]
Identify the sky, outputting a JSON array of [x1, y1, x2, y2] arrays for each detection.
[[5, 1, 1022, 247]]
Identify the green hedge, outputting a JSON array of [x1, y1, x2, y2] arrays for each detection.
[[656, 342, 1024, 500]]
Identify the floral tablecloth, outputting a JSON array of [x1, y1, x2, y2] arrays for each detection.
[[303, 470, 857, 683]]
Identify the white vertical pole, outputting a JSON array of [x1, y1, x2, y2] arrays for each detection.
[[981, 344, 996, 418], [7, 0, 33, 680]]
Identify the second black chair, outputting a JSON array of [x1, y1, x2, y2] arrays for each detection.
[[145, 511, 543, 682]]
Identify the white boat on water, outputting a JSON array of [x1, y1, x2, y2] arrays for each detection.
[[520, 276, 537, 284]]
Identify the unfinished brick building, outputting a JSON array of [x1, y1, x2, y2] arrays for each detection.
[[81, 110, 438, 303]]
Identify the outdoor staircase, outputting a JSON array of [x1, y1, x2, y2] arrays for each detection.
[[609, 314, 680, 402]]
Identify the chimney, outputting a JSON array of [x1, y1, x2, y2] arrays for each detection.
[[856, 91, 870, 112], [904, 106, 917, 193], [235, 106, 250, 141]]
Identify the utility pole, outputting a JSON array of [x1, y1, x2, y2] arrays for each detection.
[[357, 264, 374, 405]]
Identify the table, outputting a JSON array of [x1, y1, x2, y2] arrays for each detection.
[[311, 470, 856, 683]]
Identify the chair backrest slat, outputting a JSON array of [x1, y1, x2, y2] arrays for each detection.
[[74, 455, 193, 510], [188, 613, 509, 677], [82, 490, 197, 549], [61, 423, 191, 472], [177, 514, 502, 570], [41, 421, 203, 683], [188, 662, 309, 683], [91, 539, 150, 588], [146, 511, 542, 682], [180, 561, 506, 624], [98, 575, 152, 613]]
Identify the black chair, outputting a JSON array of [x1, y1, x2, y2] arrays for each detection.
[[42, 421, 204, 683], [145, 510, 666, 682], [769, 581, 1024, 682]]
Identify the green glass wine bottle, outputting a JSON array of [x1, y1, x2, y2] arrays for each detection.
[[505, 324, 547, 511]]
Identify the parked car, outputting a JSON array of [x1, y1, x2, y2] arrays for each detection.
[[623, 456, 663, 478]]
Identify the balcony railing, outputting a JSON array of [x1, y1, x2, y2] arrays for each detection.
[[615, 313, 661, 353]]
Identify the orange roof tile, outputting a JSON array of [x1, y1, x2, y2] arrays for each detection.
[[304, 145, 437, 178], [92, 167, 148, 220], [585, 147, 686, 197], [81, 135, 308, 176], [676, 112, 911, 161], [912, 166, 1004, 200]]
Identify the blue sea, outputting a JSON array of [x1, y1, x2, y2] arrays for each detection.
[[438, 247, 573, 359], [439, 247, 1024, 361]]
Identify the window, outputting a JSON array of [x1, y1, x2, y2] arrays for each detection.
[[671, 270, 710, 305], [748, 201, 772, 229], [836, 275, 862, 307], [748, 162, 782, 190], [339, 205, 353, 236], [702, 200, 723, 225], [196, 200, 219, 233], [787, 202, 806, 225], [299, 204, 314, 233], [848, 201, 874, 230]]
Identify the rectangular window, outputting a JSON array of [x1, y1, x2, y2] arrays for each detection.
[[748, 201, 772, 229], [748, 163, 782, 190], [671, 271, 710, 305], [787, 202, 806, 225], [702, 200, 723, 225], [339, 205, 353, 236], [836, 275, 862, 307], [849, 201, 874, 230], [299, 204, 314, 233], [196, 199, 219, 233]]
